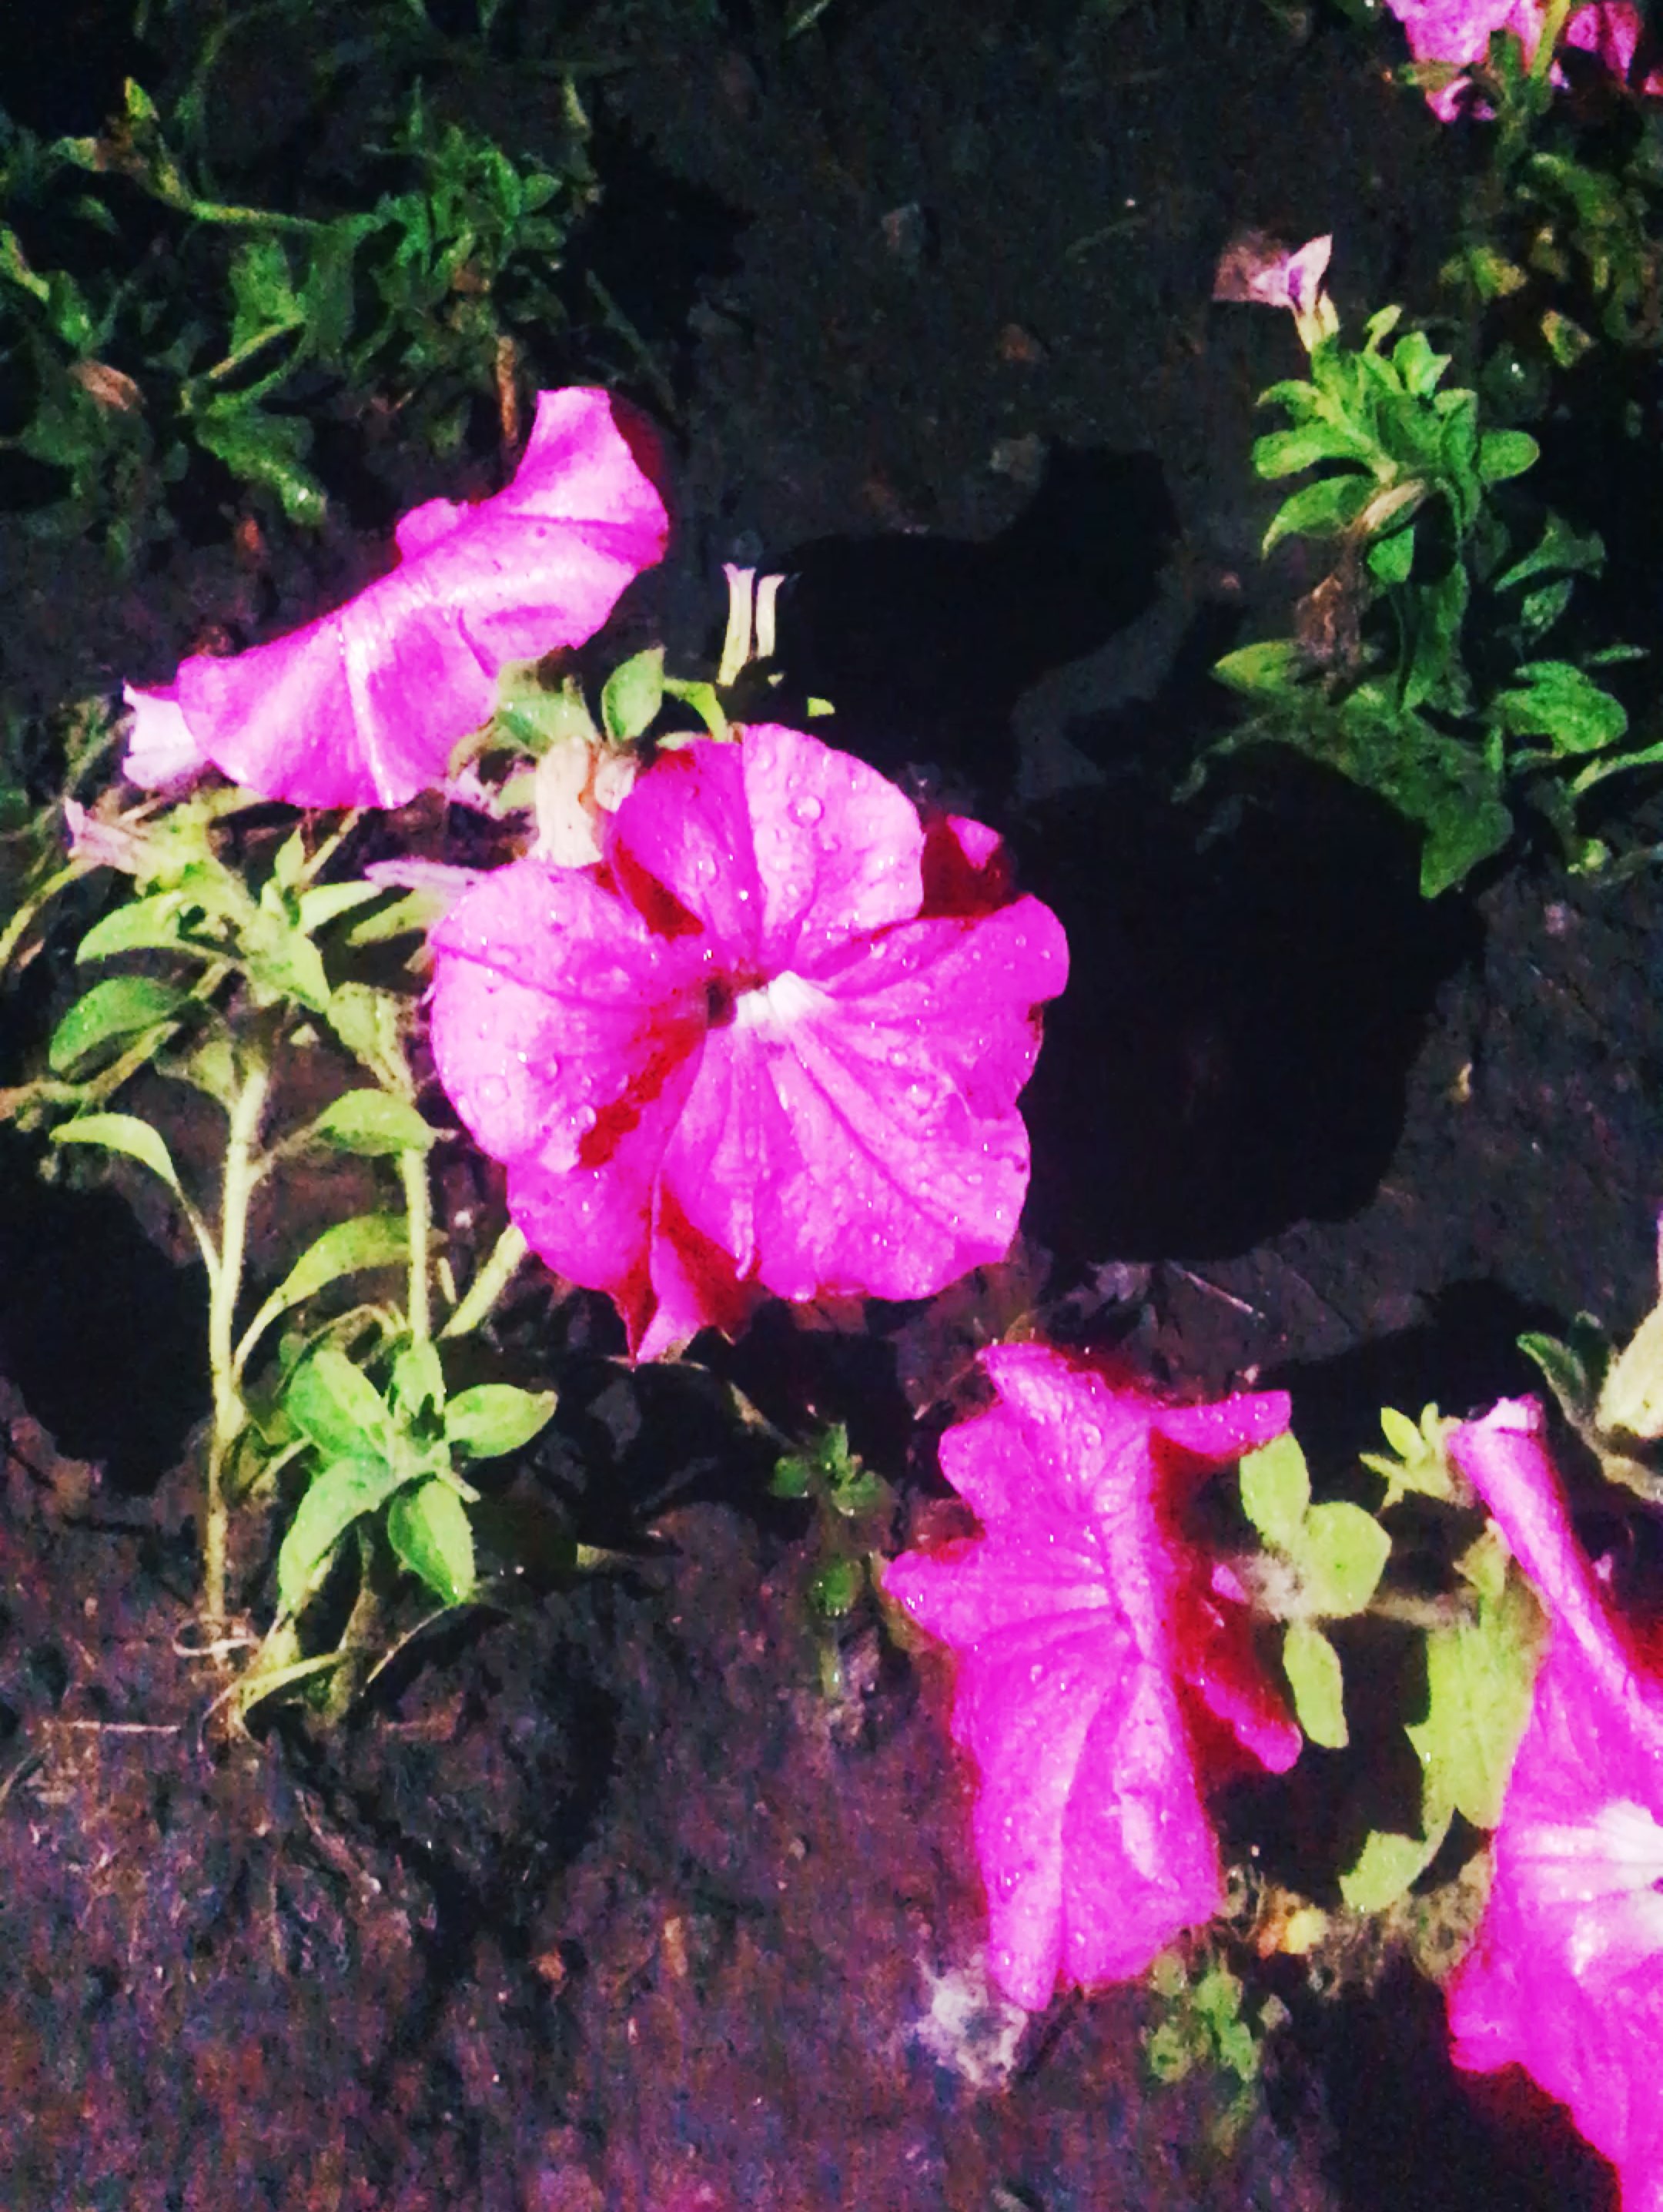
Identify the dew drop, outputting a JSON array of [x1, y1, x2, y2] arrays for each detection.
[[790, 794, 825, 825], [480, 1075, 510, 1108]]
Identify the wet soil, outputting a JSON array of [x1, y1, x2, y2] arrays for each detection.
[[0, 3, 1655, 2206]]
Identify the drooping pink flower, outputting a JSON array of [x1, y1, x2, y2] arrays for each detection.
[[428, 721, 1069, 1359], [882, 1349, 1302, 2011], [1212, 232, 1338, 350], [122, 387, 669, 809], [1384, 0, 1661, 115], [1445, 1398, 1663, 2210]]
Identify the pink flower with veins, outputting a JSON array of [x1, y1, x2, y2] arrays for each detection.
[[429, 721, 1068, 1359], [122, 387, 668, 808], [1445, 1397, 1663, 2210], [882, 1349, 1302, 2011]]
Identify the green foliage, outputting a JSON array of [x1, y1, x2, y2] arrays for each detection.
[[1359, 1403, 1466, 1512], [1143, 1945, 1289, 2155], [771, 1421, 895, 1629], [1196, 296, 1649, 894], [0, 2, 601, 563], [1239, 1431, 1390, 1750], [1521, 1275, 1663, 1504]]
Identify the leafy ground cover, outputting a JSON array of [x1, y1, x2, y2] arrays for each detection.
[[2, 0, 1658, 2205]]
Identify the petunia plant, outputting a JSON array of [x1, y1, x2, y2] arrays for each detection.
[[1200, 233, 1654, 892]]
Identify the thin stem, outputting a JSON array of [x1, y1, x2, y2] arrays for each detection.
[[440, 1220, 528, 1340], [202, 1056, 273, 1631], [0, 858, 94, 984], [400, 1147, 431, 1345]]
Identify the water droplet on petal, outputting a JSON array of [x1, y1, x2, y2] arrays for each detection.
[[480, 1075, 509, 1108], [790, 795, 825, 825]]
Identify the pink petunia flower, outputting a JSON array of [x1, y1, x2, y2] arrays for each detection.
[[122, 387, 669, 809], [427, 721, 1069, 1359], [1384, 0, 1661, 115], [882, 1348, 1303, 2011], [1445, 1397, 1663, 2210]]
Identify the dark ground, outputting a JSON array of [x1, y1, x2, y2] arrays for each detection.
[[0, 2, 1655, 2205]]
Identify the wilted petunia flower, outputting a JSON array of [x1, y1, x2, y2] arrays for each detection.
[[122, 387, 669, 809], [428, 721, 1069, 1358], [1445, 1397, 1663, 2210], [882, 1348, 1303, 2011], [1384, 0, 1661, 115]]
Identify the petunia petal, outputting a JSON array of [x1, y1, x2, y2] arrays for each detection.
[[159, 388, 668, 809]]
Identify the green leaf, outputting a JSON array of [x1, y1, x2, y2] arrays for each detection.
[[194, 399, 326, 527], [1283, 1620, 1348, 1747], [1290, 1501, 1391, 1617], [296, 882, 386, 934], [390, 1337, 445, 1424], [1518, 1327, 1599, 1427], [239, 905, 332, 1012], [443, 1383, 557, 1461], [1390, 329, 1451, 399], [326, 983, 411, 1093], [1262, 472, 1374, 554], [284, 1345, 395, 1461], [51, 1111, 183, 1197], [1340, 1813, 1453, 1913], [48, 975, 187, 1073], [1407, 1572, 1547, 1831], [1492, 662, 1628, 756], [810, 1557, 863, 1616], [1239, 1433, 1311, 1550], [1492, 513, 1605, 594], [1367, 525, 1416, 585], [1378, 1406, 1424, 1461], [75, 892, 199, 962], [1476, 429, 1539, 484], [771, 1453, 813, 1499], [240, 1213, 409, 1364], [600, 646, 665, 742], [276, 1454, 406, 1616], [303, 1090, 437, 1156], [1253, 423, 1372, 478], [387, 1477, 477, 1603], [1212, 639, 1306, 698]]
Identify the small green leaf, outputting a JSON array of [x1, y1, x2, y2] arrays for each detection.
[[1253, 423, 1371, 478], [296, 882, 386, 934], [390, 1338, 446, 1424], [1290, 1501, 1391, 1617], [1239, 1433, 1310, 1550], [239, 1214, 409, 1368], [51, 1111, 183, 1197], [276, 1455, 406, 1616], [1283, 1620, 1348, 1748], [1477, 429, 1539, 484], [444, 1383, 557, 1461], [1378, 1406, 1424, 1461], [387, 1477, 477, 1604], [303, 1091, 437, 1156], [810, 1558, 862, 1616], [1407, 1571, 1547, 1830], [1340, 1813, 1453, 1913], [771, 1454, 813, 1499], [193, 398, 326, 527], [600, 646, 665, 742], [1493, 661, 1628, 756], [284, 1346, 394, 1460], [326, 984, 412, 1093], [1212, 639, 1306, 697], [1518, 1327, 1598, 1425], [1367, 524, 1416, 585], [75, 892, 199, 962], [1262, 472, 1374, 554], [49, 975, 186, 1074]]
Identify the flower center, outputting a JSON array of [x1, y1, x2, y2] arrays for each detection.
[[725, 969, 823, 1035]]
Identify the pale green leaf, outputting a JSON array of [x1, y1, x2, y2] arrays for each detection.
[[1292, 1501, 1391, 1617], [49, 975, 186, 1074], [1283, 1620, 1348, 1748], [283, 1345, 394, 1461], [387, 1477, 476, 1604], [444, 1383, 557, 1461], [276, 1455, 406, 1615], [51, 1112, 182, 1196], [302, 1090, 437, 1156], [1240, 1434, 1311, 1550], [1407, 1573, 1546, 1830]]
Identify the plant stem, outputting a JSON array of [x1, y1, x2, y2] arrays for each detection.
[[400, 1146, 431, 1345], [202, 1056, 272, 1631], [440, 1220, 528, 1339]]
